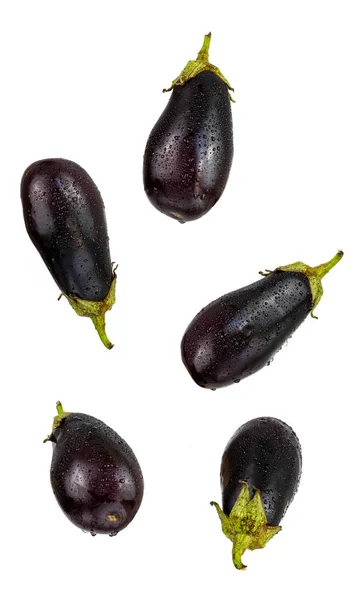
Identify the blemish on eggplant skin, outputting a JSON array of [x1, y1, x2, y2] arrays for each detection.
[[107, 514, 118, 522]]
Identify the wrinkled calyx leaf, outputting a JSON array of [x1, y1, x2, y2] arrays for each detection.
[[60, 268, 117, 349], [43, 401, 71, 443], [163, 32, 235, 101], [211, 481, 281, 570]]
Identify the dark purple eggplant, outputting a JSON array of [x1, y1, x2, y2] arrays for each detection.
[[21, 158, 116, 349], [181, 251, 343, 389], [143, 33, 234, 223], [211, 417, 302, 570], [45, 402, 144, 536]]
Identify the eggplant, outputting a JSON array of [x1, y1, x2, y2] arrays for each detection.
[[211, 417, 302, 570], [181, 250, 343, 389], [45, 402, 144, 536], [143, 33, 234, 223], [21, 158, 116, 349]]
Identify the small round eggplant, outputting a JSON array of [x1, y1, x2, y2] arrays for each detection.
[[45, 402, 144, 536], [211, 417, 302, 570], [21, 158, 116, 349], [181, 250, 343, 389], [143, 33, 234, 223]]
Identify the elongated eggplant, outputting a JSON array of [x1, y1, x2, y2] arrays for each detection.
[[21, 158, 116, 349], [45, 402, 144, 536], [211, 417, 302, 570], [143, 33, 234, 223], [181, 250, 343, 389]]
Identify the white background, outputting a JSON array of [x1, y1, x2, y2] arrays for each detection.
[[0, 1, 358, 598]]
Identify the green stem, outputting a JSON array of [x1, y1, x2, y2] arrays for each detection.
[[312, 250, 344, 280], [232, 534, 251, 570], [196, 32, 211, 62], [211, 483, 281, 571], [91, 315, 113, 350], [162, 32, 234, 99], [277, 249, 344, 318], [63, 270, 117, 349], [56, 401, 64, 415], [44, 401, 71, 443]]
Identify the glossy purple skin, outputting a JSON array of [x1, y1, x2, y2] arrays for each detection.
[[143, 71, 233, 222], [21, 158, 113, 301], [50, 413, 144, 535], [181, 270, 312, 389], [221, 418, 302, 526]]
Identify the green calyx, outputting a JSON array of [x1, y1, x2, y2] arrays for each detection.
[[43, 401, 71, 443], [269, 250, 343, 318], [59, 267, 117, 350], [211, 482, 281, 570], [163, 32, 235, 102]]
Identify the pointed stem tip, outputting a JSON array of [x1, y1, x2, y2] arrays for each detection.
[[91, 315, 114, 350], [196, 32, 212, 62], [313, 250, 344, 280]]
